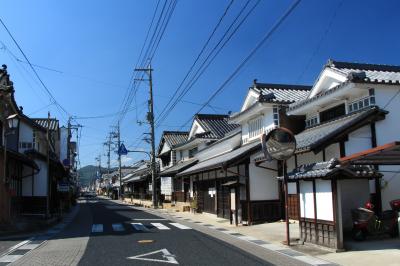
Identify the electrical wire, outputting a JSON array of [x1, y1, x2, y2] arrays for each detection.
[[178, 0, 302, 128]]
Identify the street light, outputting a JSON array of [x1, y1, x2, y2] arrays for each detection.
[[3, 114, 19, 185], [7, 114, 19, 131]]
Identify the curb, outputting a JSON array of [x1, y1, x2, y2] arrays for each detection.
[[0, 202, 81, 265]]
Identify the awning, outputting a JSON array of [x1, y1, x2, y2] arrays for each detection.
[[222, 181, 242, 186], [340, 141, 400, 165], [295, 107, 387, 153], [278, 158, 381, 181], [159, 159, 198, 177], [177, 141, 260, 176], [4, 148, 39, 170]]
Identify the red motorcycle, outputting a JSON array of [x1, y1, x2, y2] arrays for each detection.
[[351, 199, 400, 241]]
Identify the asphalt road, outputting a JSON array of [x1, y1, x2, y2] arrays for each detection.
[[2, 198, 311, 265], [78, 198, 270, 266]]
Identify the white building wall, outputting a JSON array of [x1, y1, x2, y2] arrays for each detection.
[[375, 86, 400, 209], [345, 125, 371, 156], [315, 180, 333, 221], [34, 160, 48, 196], [60, 127, 68, 163], [300, 180, 314, 219], [18, 121, 33, 153], [249, 154, 279, 201], [22, 167, 33, 196]]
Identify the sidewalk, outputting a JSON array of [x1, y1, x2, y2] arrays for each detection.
[[145, 205, 400, 266]]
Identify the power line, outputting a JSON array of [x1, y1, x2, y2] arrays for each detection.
[[179, 0, 302, 128], [296, 0, 343, 82], [156, 0, 259, 127], [155, 0, 234, 126], [0, 17, 71, 121]]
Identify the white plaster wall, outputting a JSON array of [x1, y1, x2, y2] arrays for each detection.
[[18, 121, 33, 153], [374, 86, 400, 209], [299, 180, 314, 219], [59, 127, 68, 163], [249, 154, 279, 201], [380, 165, 400, 209], [315, 180, 333, 221], [338, 179, 370, 231], [288, 182, 297, 194], [345, 125, 371, 156], [196, 133, 241, 161], [296, 151, 323, 167], [22, 166, 34, 196], [241, 107, 276, 144], [34, 160, 48, 196], [325, 143, 340, 159]]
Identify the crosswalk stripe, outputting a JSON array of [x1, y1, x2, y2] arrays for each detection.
[[151, 223, 170, 230], [169, 223, 191, 230], [131, 223, 149, 231], [91, 224, 103, 233], [0, 255, 23, 263], [112, 223, 125, 232]]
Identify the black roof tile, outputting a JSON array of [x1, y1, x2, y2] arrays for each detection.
[[195, 114, 240, 139]]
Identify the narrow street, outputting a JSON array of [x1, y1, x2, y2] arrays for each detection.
[[0, 197, 310, 266]]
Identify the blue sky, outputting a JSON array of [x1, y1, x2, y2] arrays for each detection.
[[1, 0, 400, 167]]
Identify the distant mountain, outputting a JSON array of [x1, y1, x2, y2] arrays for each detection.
[[78, 165, 108, 186]]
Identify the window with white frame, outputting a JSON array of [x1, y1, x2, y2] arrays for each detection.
[[248, 116, 263, 139], [348, 88, 376, 113], [306, 115, 319, 128], [272, 105, 279, 126]]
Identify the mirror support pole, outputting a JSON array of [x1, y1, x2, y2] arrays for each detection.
[[283, 160, 290, 246]]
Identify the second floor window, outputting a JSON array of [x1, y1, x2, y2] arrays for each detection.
[[189, 147, 198, 158], [306, 115, 319, 128], [248, 116, 263, 139], [320, 104, 346, 123], [348, 89, 376, 113]]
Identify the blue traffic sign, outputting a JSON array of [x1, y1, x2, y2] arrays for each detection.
[[118, 143, 128, 155]]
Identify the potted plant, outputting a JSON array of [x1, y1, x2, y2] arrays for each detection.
[[190, 195, 198, 214]]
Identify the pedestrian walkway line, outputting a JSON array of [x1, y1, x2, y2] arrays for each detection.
[[169, 223, 191, 230], [91, 224, 103, 233], [112, 223, 125, 232], [151, 223, 170, 230], [131, 223, 149, 231], [0, 254, 23, 263]]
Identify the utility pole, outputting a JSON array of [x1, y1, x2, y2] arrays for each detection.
[[46, 112, 51, 218], [117, 122, 122, 199], [135, 64, 157, 208]]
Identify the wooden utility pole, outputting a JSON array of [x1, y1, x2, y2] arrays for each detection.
[[46, 112, 51, 217], [135, 65, 157, 208], [117, 122, 122, 199]]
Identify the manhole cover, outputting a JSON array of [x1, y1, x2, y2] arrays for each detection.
[[138, 240, 155, 244]]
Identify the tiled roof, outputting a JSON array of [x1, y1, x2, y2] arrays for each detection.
[[295, 107, 387, 153], [280, 159, 380, 180], [163, 131, 189, 147], [328, 60, 400, 84], [33, 118, 59, 131], [159, 158, 197, 177], [158, 131, 189, 155], [253, 82, 311, 104], [195, 114, 240, 139], [177, 141, 260, 176]]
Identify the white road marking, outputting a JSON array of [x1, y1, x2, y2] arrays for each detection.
[[151, 223, 170, 230], [127, 248, 178, 264], [91, 224, 103, 233], [0, 255, 23, 263], [131, 223, 149, 231], [112, 223, 125, 232], [133, 218, 167, 221], [169, 223, 191, 230], [18, 243, 41, 250]]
